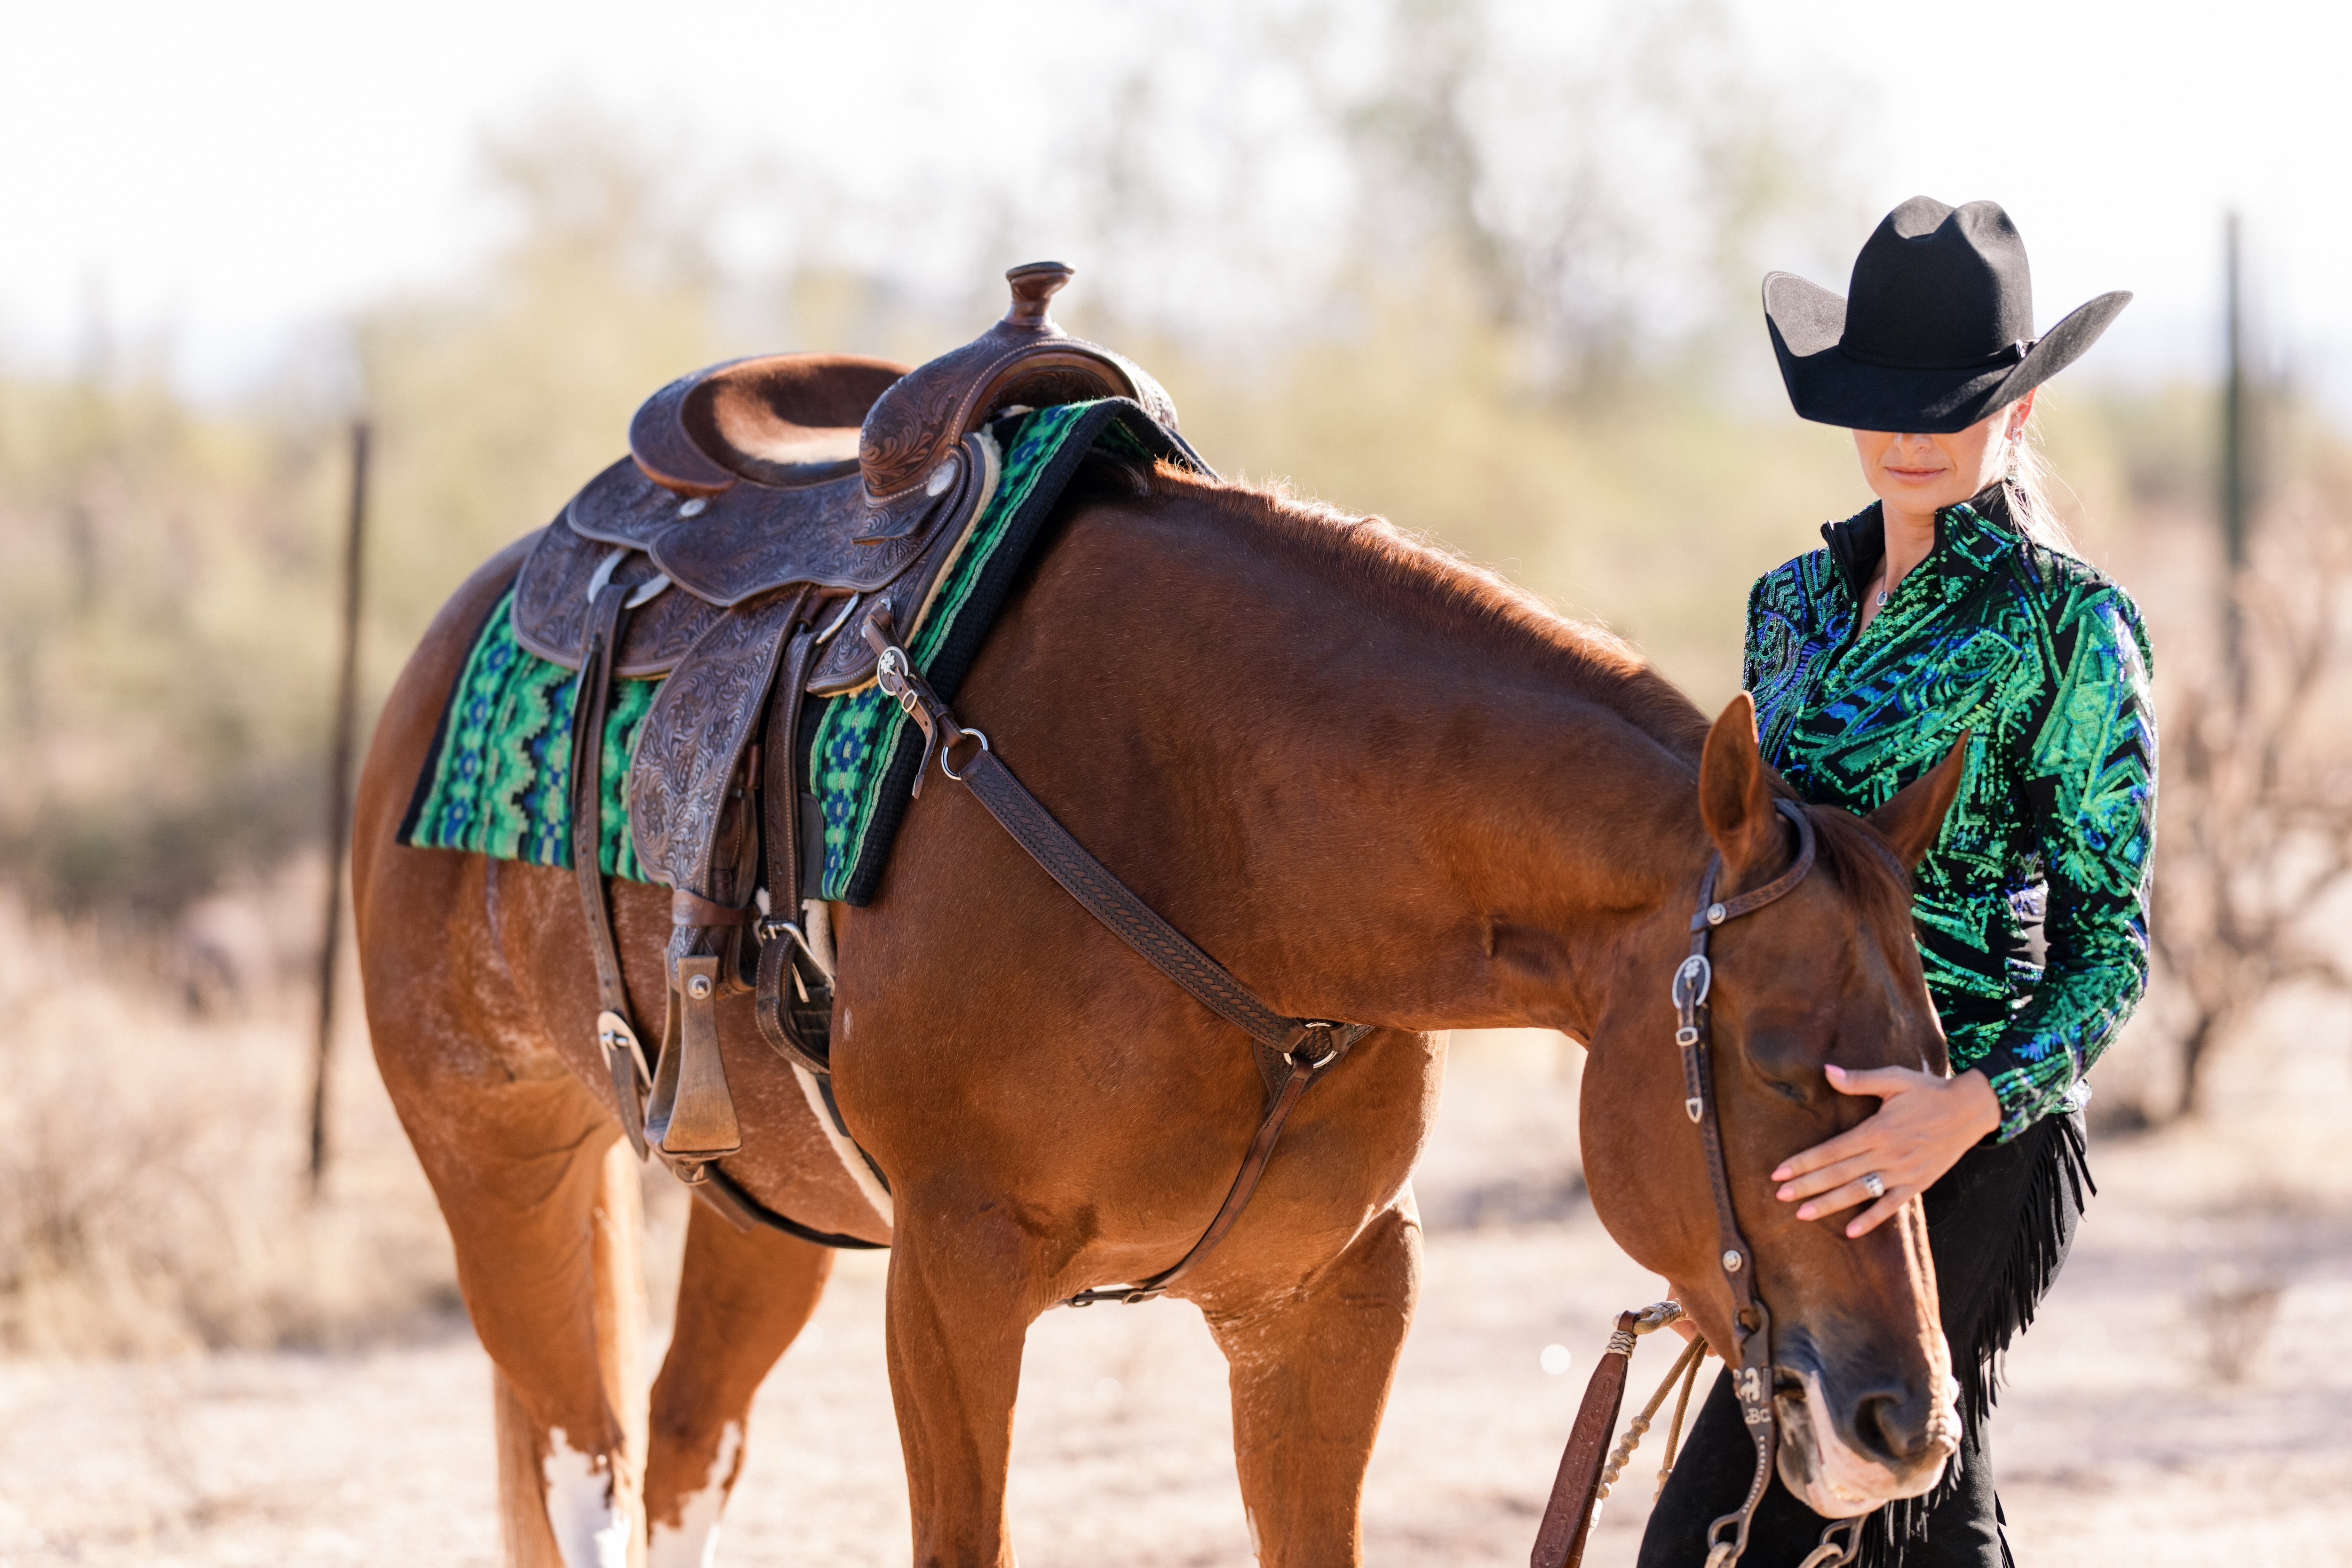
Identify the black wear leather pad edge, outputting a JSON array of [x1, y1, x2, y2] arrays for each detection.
[[841, 399, 1206, 906]]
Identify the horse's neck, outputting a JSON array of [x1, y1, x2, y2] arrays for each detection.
[[1017, 488, 1710, 1040], [1267, 667, 1708, 1037]]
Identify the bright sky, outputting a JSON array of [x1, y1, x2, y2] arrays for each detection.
[[3, 0, 2343, 405]]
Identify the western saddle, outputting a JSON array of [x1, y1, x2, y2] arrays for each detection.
[[512, 263, 1185, 1228]]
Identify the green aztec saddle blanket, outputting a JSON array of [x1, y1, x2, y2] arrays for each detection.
[[400, 398, 1192, 905]]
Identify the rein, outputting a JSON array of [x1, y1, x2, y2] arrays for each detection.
[[864, 613, 1375, 1306], [1531, 798, 1859, 1568]]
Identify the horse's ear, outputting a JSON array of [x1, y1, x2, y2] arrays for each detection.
[[1868, 735, 1971, 869], [1699, 693, 1783, 879]]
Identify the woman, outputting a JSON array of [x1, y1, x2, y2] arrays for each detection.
[[1639, 198, 2157, 1568]]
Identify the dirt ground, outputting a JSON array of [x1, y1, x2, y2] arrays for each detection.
[[2, 1025, 2348, 1567]]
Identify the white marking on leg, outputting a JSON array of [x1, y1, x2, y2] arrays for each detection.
[[649, 1420, 742, 1568], [542, 1429, 630, 1568], [1246, 1505, 1263, 1563]]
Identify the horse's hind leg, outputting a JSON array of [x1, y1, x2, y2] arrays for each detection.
[[488, 1139, 647, 1568], [1200, 1201, 1423, 1568], [373, 988, 648, 1567], [644, 1201, 834, 1566]]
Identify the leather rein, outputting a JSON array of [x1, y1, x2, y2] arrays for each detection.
[[864, 613, 1375, 1307]]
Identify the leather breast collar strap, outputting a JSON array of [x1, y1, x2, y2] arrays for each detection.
[[1671, 797, 1859, 1568], [863, 612, 1374, 1308]]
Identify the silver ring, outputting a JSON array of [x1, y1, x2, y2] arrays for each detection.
[[940, 729, 990, 781], [1860, 1171, 1886, 1201]]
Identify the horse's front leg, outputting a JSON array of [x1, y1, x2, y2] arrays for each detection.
[[1200, 1198, 1424, 1568], [882, 1191, 1046, 1568]]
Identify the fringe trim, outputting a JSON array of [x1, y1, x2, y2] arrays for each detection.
[[1854, 1114, 2092, 1568]]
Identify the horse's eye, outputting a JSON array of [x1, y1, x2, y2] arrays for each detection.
[[1742, 1026, 1824, 1106]]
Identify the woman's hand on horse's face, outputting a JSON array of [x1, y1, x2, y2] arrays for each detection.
[[1769, 1066, 2001, 1238]]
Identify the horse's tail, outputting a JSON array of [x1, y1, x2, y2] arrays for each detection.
[[493, 1139, 649, 1565]]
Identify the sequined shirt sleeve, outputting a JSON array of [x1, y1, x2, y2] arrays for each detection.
[[1974, 581, 2157, 1138]]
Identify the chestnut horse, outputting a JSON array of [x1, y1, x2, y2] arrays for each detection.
[[353, 457, 1967, 1566]]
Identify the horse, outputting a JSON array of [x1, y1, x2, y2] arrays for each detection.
[[352, 451, 1968, 1567]]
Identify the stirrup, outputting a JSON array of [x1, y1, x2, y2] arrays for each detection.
[[646, 952, 743, 1162]]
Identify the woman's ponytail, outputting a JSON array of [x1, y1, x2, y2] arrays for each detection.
[[2003, 399, 2080, 557]]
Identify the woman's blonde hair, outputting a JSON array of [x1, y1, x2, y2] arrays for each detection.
[[2002, 399, 2078, 556]]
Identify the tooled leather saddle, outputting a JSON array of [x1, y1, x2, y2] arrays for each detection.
[[513, 263, 1184, 1221]]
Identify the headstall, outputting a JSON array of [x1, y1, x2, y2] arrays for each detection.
[[1534, 797, 1853, 1568], [1672, 797, 1830, 1568]]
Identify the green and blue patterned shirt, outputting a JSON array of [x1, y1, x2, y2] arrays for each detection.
[[1743, 484, 2157, 1141]]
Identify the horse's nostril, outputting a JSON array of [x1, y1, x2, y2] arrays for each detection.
[[1853, 1390, 1935, 1463]]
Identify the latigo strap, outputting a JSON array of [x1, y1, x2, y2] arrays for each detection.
[[570, 581, 652, 1161]]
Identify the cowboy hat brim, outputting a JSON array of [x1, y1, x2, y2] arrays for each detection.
[[1764, 272, 2131, 434]]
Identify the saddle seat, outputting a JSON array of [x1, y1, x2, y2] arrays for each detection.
[[513, 261, 1181, 693], [628, 352, 906, 496], [630, 258, 1176, 542]]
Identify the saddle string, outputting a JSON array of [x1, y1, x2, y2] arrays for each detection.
[[860, 609, 1374, 1307], [571, 581, 652, 1162]]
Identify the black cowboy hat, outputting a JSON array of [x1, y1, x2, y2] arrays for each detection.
[[1764, 196, 2130, 434]]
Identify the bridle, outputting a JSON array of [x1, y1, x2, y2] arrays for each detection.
[[1671, 796, 1861, 1568]]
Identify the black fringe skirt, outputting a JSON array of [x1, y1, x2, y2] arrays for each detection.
[[1636, 1110, 2092, 1568]]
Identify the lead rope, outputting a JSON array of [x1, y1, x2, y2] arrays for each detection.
[[1587, 1304, 1861, 1568]]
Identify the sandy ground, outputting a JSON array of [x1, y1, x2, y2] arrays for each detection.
[[2, 1028, 2349, 1567]]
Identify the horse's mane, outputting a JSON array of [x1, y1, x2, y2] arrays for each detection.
[[1131, 462, 1712, 759], [1804, 808, 1917, 938], [1100, 457, 1917, 936]]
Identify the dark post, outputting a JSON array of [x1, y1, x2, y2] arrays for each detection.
[[310, 421, 370, 1196], [2221, 212, 2249, 710]]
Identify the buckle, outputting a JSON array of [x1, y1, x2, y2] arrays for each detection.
[[1289, 1021, 1345, 1070]]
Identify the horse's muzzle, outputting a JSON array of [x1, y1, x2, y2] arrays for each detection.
[[1772, 1357, 1959, 1519]]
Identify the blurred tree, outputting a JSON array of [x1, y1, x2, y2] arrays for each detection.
[[1340, 0, 1859, 392], [0, 350, 341, 922], [2145, 423, 2352, 1118], [358, 104, 728, 639], [0, 103, 745, 927]]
